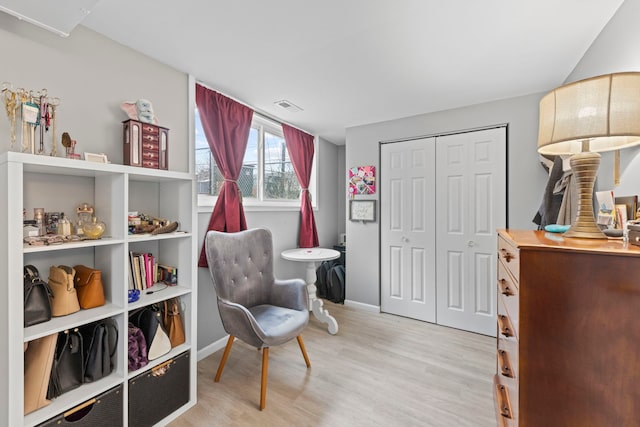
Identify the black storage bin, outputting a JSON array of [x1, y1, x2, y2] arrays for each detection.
[[128, 351, 190, 427], [36, 384, 123, 426]]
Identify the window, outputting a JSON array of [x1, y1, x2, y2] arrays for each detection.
[[196, 111, 313, 208]]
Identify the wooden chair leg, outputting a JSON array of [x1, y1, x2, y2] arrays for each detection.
[[260, 347, 269, 410], [215, 335, 234, 382], [297, 335, 311, 367]]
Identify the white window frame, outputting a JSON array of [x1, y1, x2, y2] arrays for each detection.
[[197, 112, 317, 212]]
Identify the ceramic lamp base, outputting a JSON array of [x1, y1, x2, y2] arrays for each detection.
[[563, 151, 606, 239]]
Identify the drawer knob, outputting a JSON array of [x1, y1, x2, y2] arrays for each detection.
[[498, 279, 514, 296], [500, 248, 514, 262], [498, 315, 513, 337]]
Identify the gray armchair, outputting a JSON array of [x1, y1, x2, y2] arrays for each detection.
[[204, 228, 311, 410]]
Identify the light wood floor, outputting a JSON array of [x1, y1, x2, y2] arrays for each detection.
[[169, 302, 496, 427]]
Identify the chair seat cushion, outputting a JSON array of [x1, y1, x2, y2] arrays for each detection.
[[249, 304, 308, 347]]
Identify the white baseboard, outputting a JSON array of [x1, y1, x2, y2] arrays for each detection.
[[197, 334, 230, 361], [344, 299, 380, 313]]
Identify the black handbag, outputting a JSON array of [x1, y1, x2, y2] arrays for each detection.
[[24, 265, 53, 327], [47, 329, 84, 399], [79, 319, 118, 382], [130, 305, 171, 361]]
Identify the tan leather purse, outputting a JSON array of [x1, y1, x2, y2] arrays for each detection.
[[162, 298, 185, 347], [48, 266, 80, 316], [73, 265, 106, 309], [24, 333, 58, 414]]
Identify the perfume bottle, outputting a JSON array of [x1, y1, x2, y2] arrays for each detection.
[[33, 208, 45, 236], [83, 217, 106, 239], [57, 213, 71, 236], [76, 202, 94, 236]]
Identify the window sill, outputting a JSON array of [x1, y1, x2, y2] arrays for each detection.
[[198, 195, 317, 213]]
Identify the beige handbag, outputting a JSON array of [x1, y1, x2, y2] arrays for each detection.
[[24, 333, 58, 414], [48, 266, 80, 317]]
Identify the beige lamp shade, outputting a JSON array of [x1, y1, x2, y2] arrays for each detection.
[[537, 72, 640, 238], [538, 72, 640, 154]]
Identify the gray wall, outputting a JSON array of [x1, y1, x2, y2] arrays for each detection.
[[0, 19, 189, 171], [565, 0, 640, 194], [0, 17, 345, 352], [344, 94, 546, 306], [343, 0, 640, 308]]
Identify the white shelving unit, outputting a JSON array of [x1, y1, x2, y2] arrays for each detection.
[[0, 152, 197, 426]]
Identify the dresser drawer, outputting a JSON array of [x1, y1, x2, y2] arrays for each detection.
[[497, 335, 518, 381], [498, 263, 519, 334], [141, 123, 159, 134], [498, 235, 519, 279], [142, 132, 160, 143], [494, 374, 517, 426], [498, 296, 518, 340]]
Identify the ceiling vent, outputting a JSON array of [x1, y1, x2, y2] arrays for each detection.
[[274, 99, 303, 113], [0, 0, 101, 37]]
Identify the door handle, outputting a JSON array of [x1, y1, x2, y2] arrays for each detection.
[[402, 237, 409, 243], [467, 240, 475, 247]]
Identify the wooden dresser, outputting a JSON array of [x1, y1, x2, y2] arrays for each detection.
[[495, 229, 640, 427]]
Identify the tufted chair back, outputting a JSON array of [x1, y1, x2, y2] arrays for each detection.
[[205, 228, 275, 308]]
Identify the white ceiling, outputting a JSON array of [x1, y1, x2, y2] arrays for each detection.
[[76, 1, 624, 144]]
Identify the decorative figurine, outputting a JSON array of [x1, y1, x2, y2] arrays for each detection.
[[61, 132, 79, 159], [121, 98, 157, 124]]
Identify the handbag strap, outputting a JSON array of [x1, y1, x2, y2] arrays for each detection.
[[105, 319, 119, 358], [24, 264, 40, 280]]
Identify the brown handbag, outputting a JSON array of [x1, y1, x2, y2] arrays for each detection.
[[162, 298, 185, 347], [73, 265, 106, 309], [24, 333, 58, 414]]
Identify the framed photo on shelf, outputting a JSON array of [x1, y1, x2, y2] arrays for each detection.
[[349, 200, 376, 222], [84, 152, 109, 163]]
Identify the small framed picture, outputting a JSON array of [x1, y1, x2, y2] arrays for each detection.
[[349, 200, 376, 222], [84, 152, 109, 163]]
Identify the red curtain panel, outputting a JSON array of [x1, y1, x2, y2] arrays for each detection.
[[282, 123, 319, 248], [196, 84, 254, 267]]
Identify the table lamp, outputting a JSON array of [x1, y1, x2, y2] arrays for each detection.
[[537, 72, 640, 238]]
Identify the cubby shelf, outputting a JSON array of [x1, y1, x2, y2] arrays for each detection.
[[0, 152, 197, 426]]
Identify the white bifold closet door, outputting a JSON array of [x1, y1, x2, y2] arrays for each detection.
[[380, 137, 437, 323], [380, 127, 506, 336]]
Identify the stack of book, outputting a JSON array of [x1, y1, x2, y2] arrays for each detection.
[[129, 251, 178, 290], [129, 252, 156, 290]]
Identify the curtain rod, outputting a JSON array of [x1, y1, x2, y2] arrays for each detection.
[[195, 80, 314, 137]]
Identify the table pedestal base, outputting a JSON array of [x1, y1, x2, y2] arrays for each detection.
[[304, 263, 338, 335]]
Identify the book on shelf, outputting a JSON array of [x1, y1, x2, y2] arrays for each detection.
[[130, 252, 143, 291], [129, 251, 166, 290], [144, 253, 154, 289]]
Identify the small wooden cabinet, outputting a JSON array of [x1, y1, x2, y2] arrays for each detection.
[[123, 119, 169, 170], [494, 229, 640, 426]]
